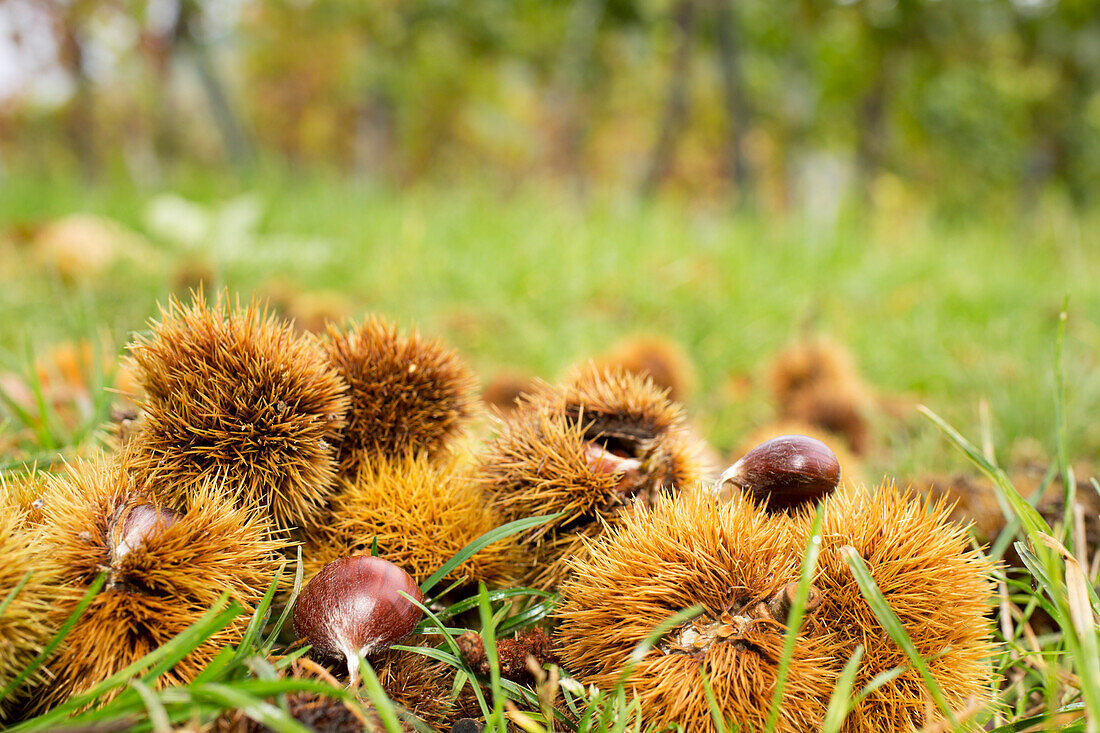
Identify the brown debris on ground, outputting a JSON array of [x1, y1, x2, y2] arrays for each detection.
[[456, 628, 558, 686]]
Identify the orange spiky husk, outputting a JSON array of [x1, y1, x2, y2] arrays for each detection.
[[299, 452, 518, 589], [767, 338, 872, 455], [556, 489, 841, 733], [125, 292, 349, 530], [794, 485, 997, 732], [323, 317, 478, 475], [29, 455, 289, 710], [589, 335, 696, 403], [0, 483, 58, 720], [481, 366, 710, 589]]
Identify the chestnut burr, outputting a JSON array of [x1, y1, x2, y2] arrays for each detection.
[[717, 434, 840, 511], [293, 555, 424, 681]]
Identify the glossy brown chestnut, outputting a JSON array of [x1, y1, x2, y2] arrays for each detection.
[[717, 434, 840, 511], [293, 555, 424, 680]]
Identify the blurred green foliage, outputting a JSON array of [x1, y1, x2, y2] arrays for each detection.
[[2, 0, 1098, 210]]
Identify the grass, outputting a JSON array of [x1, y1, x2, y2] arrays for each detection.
[[1, 172, 1099, 731], [1, 172, 1099, 475]]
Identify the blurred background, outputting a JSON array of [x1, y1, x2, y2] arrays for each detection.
[[3, 0, 1100, 209], [1, 0, 1099, 479]]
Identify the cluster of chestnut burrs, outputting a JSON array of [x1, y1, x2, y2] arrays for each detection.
[[0, 291, 996, 733]]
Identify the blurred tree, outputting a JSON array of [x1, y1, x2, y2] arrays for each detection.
[[1, 0, 1098, 208], [48, 0, 99, 180]]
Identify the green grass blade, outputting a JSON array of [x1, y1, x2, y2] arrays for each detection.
[[919, 405, 1051, 540], [822, 646, 864, 733], [0, 570, 32, 618], [419, 513, 563, 597], [263, 548, 304, 654], [765, 504, 824, 733], [700, 670, 731, 733], [0, 571, 106, 702], [496, 598, 558, 637], [137, 602, 242, 684], [191, 683, 312, 733], [22, 339, 65, 449], [1053, 300, 1075, 537], [357, 657, 405, 733], [400, 593, 492, 719], [191, 645, 238, 684], [498, 678, 578, 731], [617, 605, 704, 687], [390, 644, 465, 666], [10, 593, 240, 732], [986, 702, 1086, 732], [433, 587, 553, 621], [843, 549, 957, 726], [477, 582, 507, 729], [127, 679, 171, 733], [232, 561, 285, 664]]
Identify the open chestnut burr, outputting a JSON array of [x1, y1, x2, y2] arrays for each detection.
[[293, 555, 424, 682], [717, 434, 841, 511]]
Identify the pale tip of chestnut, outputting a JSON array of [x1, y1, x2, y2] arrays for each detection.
[[110, 502, 180, 562], [717, 434, 841, 512], [293, 555, 424, 682], [583, 442, 644, 494]]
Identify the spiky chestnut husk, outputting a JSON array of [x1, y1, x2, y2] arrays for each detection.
[[1, 469, 47, 524], [28, 455, 288, 710], [793, 485, 996, 733], [767, 338, 872, 455], [125, 292, 349, 530], [322, 317, 478, 475], [300, 453, 518, 590], [555, 489, 840, 733], [589, 335, 696, 403], [480, 365, 709, 589], [0, 487, 57, 720], [374, 644, 457, 729]]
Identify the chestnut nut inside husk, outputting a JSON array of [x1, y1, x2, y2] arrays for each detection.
[[109, 502, 181, 562], [293, 555, 424, 681], [718, 434, 841, 511]]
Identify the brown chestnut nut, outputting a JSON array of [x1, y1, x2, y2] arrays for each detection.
[[109, 501, 180, 562], [293, 555, 424, 680], [717, 434, 840, 511], [583, 442, 644, 494]]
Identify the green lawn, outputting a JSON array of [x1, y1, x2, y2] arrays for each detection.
[[2, 172, 1098, 480]]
